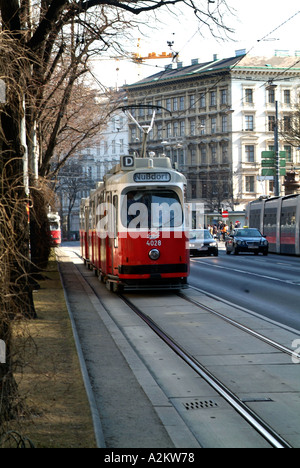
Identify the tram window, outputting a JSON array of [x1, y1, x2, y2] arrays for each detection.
[[121, 190, 183, 229], [249, 209, 261, 229], [281, 208, 296, 226]]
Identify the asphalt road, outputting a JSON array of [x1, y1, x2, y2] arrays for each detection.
[[189, 247, 300, 332]]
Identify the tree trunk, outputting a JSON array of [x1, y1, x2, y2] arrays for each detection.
[[30, 186, 52, 272]]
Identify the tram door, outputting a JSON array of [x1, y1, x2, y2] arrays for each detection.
[[106, 192, 113, 275], [106, 192, 119, 276]]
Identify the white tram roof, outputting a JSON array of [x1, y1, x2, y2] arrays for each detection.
[[103, 155, 186, 188]]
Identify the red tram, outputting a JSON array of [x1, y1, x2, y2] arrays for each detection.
[[48, 212, 61, 246], [247, 194, 300, 255], [80, 155, 190, 291]]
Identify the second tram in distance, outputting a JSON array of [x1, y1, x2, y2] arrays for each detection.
[[80, 155, 190, 291], [48, 212, 61, 246], [247, 193, 300, 255]]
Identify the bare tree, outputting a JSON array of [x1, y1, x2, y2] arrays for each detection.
[[0, 0, 233, 424], [280, 105, 300, 150], [55, 160, 94, 238]]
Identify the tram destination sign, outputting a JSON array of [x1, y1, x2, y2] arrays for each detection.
[[133, 172, 171, 183]]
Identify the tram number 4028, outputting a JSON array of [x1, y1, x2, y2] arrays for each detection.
[[146, 239, 162, 247]]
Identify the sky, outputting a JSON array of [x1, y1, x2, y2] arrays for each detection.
[[91, 0, 300, 88]]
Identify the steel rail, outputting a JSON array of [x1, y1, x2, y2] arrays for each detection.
[[119, 293, 292, 449]]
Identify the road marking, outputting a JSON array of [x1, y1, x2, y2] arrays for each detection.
[[191, 259, 300, 286]]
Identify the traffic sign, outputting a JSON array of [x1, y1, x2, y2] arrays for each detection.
[[261, 151, 286, 177], [222, 211, 229, 218], [261, 151, 276, 159], [262, 168, 287, 177]]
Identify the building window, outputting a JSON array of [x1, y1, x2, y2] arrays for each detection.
[[166, 98, 171, 112], [156, 100, 162, 113], [190, 95, 196, 109], [167, 122, 172, 138], [284, 90, 291, 105], [157, 123, 163, 140], [211, 117, 217, 134], [284, 145, 292, 162], [283, 116, 291, 132], [211, 145, 217, 164], [245, 88, 253, 103], [221, 89, 228, 105], [222, 115, 228, 132], [268, 88, 275, 104], [179, 96, 185, 110], [173, 97, 178, 111], [200, 146, 207, 164], [130, 127, 136, 143], [245, 145, 255, 162], [268, 115, 275, 131], [210, 91, 216, 107], [190, 147, 197, 166], [245, 115, 254, 131], [179, 150, 184, 166], [222, 145, 228, 163], [190, 119, 196, 136], [200, 118, 206, 135], [173, 121, 179, 138], [180, 120, 185, 136], [200, 93, 206, 108], [245, 176, 255, 193]]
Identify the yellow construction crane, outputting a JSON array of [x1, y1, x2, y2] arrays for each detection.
[[132, 50, 173, 63], [132, 38, 178, 64]]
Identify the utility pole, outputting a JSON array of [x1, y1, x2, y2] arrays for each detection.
[[266, 82, 280, 196], [274, 100, 280, 196]]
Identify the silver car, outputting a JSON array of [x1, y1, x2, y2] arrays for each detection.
[[189, 229, 218, 257]]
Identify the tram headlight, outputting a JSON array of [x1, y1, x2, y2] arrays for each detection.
[[149, 249, 160, 260]]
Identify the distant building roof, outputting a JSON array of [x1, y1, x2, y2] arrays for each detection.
[[126, 54, 300, 88]]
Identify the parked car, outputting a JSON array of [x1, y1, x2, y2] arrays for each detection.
[[225, 228, 268, 255], [189, 229, 218, 257]]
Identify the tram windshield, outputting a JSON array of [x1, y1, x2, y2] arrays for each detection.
[[121, 189, 183, 229], [50, 222, 59, 230]]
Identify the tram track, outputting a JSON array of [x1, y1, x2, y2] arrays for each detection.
[[118, 293, 292, 449], [178, 288, 295, 360]]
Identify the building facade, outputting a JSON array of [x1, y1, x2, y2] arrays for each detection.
[[124, 54, 300, 212]]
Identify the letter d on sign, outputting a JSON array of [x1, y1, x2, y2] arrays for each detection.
[[0, 340, 6, 364]]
